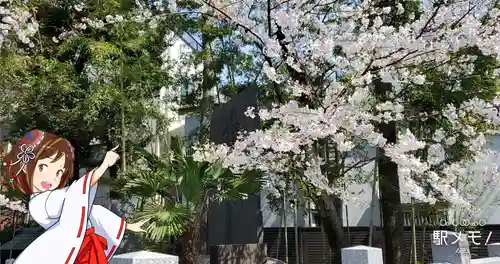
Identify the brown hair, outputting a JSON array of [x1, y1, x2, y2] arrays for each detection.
[[1, 130, 75, 194]]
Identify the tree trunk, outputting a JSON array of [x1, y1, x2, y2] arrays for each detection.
[[9, 211, 17, 259], [120, 59, 127, 172], [198, 18, 217, 144], [375, 80, 405, 264], [182, 194, 211, 264], [181, 222, 197, 264], [181, 216, 207, 264], [314, 195, 347, 257], [194, 207, 209, 258], [190, 17, 217, 264]]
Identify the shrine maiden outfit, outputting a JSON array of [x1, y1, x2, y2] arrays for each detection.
[[14, 171, 126, 264]]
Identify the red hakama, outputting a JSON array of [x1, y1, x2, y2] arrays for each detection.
[[74, 227, 108, 264]]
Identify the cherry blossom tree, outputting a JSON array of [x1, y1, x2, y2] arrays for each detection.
[[161, 0, 500, 261]]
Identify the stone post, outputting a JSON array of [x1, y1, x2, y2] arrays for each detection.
[[488, 243, 500, 257], [109, 251, 179, 264], [431, 230, 471, 264], [341, 246, 383, 264]]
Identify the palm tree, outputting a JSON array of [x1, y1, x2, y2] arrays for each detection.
[[107, 137, 262, 263]]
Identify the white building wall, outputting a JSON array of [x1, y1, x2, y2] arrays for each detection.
[[342, 182, 382, 227], [467, 136, 500, 225], [149, 35, 199, 151], [342, 147, 382, 227], [346, 136, 500, 227]]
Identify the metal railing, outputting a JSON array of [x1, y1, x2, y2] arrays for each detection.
[[401, 204, 450, 227]]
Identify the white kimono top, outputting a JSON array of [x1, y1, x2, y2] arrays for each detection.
[[14, 171, 125, 264]]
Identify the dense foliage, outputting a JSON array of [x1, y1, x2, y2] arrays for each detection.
[[0, 0, 173, 162]]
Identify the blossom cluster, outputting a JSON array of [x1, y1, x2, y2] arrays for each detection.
[[185, 0, 500, 216], [0, 193, 27, 213], [0, 0, 39, 49], [51, 2, 164, 43], [0, 141, 26, 213]]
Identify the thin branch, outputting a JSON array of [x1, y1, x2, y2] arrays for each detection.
[[342, 157, 377, 176]]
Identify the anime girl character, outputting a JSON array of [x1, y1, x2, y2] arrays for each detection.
[[1, 130, 148, 264]]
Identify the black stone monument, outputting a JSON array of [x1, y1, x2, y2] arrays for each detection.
[[207, 86, 263, 246]]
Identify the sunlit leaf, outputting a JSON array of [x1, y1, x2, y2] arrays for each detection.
[[133, 203, 192, 242]]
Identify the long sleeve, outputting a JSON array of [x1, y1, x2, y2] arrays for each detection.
[[46, 187, 68, 218], [86, 169, 99, 217], [15, 171, 93, 264], [89, 205, 126, 260], [29, 187, 68, 229]]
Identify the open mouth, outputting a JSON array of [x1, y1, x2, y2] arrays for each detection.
[[41, 181, 52, 190]]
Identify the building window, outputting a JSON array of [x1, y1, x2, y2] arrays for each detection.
[[180, 79, 189, 99], [311, 211, 322, 227]]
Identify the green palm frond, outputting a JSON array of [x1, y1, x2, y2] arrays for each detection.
[[217, 169, 264, 201], [133, 146, 170, 171], [203, 163, 226, 180], [98, 175, 133, 200], [112, 136, 265, 243], [170, 136, 187, 161], [239, 169, 265, 191], [177, 159, 204, 204], [133, 203, 192, 242], [123, 170, 176, 198], [99, 174, 128, 189]]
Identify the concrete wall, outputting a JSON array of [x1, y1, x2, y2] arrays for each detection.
[[341, 137, 500, 227], [207, 194, 263, 245], [342, 147, 382, 227], [206, 86, 263, 246]]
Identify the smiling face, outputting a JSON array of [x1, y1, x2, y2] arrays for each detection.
[[31, 153, 66, 192], [2, 132, 75, 195]]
